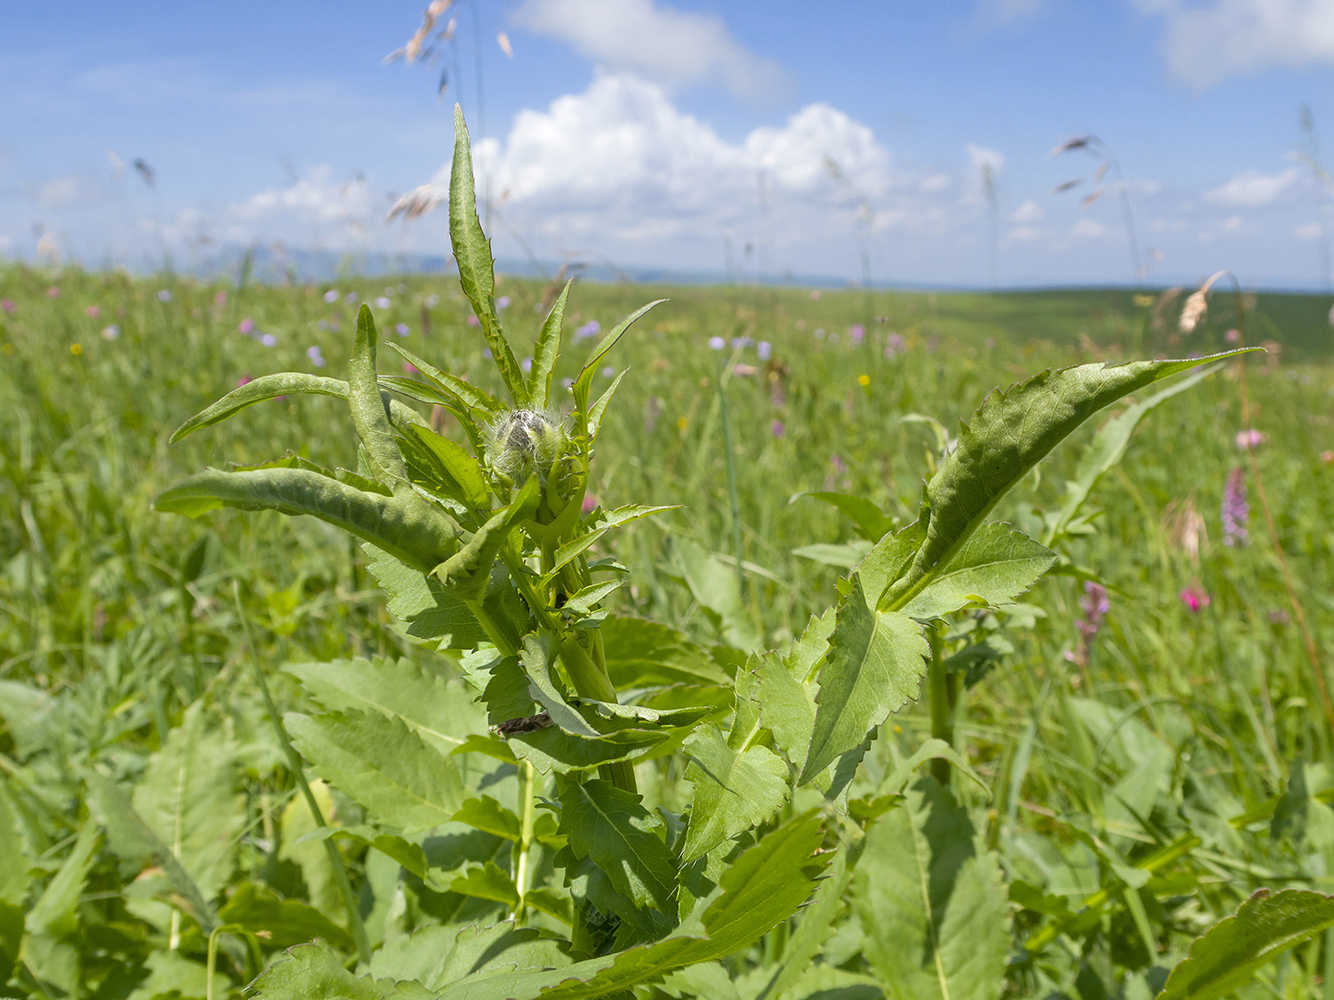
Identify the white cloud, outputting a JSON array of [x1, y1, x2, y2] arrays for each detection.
[[1007, 225, 1042, 241], [37, 176, 80, 207], [1133, 0, 1334, 89], [233, 166, 371, 225], [920, 174, 952, 193], [1072, 218, 1108, 238], [966, 144, 1005, 177], [1295, 221, 1325, 239], [1204, 166, 1300, 207], [511, 0, 787, 99], [1222, 214, 1243, 231], [461, 73, 893, 251], [1011, 199, 1044, 223]]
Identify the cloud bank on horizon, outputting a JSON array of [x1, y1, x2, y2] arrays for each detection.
[[7, 0, 1334, 287]]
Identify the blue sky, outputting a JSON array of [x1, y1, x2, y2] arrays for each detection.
[[6, 0, 1334, 287]]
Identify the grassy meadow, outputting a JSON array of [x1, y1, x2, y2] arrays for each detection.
[[2, 261, 1334, 997]]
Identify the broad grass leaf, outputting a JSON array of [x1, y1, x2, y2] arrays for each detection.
[[557, 778, 678, 913], [130, 703, 244, 902], [680, 723, 789, 863], [793, 491, 897, 541], [790, 541, 872, 570], [899, 522, 1055, 621], [155, 466, 459, 574], [362, 544, 487, 648], [430, 812, 827, 999], [284, 655, 486, 756], [449, 105, 526, 404], [217, 881, 353, 951], [800, 577, 928, 784], [1159, 889, 1334, 1000], [284, 709, 466, 835], [854, 777, 1009, 1000], [882, 351, 1257, 613], [529, 280, 571, 410]]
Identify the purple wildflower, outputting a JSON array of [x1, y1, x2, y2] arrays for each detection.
[[239, 317, 255, 335], [101, 325, 120, 340], [157, 289, 171, 302], [307, 345, 326, 367], [374, 296, 391, 309], [1180, 585, 1210, 613], [757, 340, 772, 361], [885, 332, 905, 357], [849, 324, 865, 344], [497, 296, 511, 309], [345, 292, 359, 304], [708, 336, 726, 351], [731, 336, 754, 349], [1221, 467, 1249, 547], [771, 419, 785, 438], [1077, 582, 1109, 640], [395, 323, 410, 337], [467, 314, 480, 327], [576, 319, 601, 339], [260, 333, 277, 347], [1, 299, 14, 313], [323, 289, 339, 303]]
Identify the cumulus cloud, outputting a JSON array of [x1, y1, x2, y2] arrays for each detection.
[[1133, 0, 1334, 89], [1204, 166, 1300, 207], [511, 0, 787, 99], [1011, 199, 1044, 223], [457, 73, 892, 252], [1072, 217, 1108, 238]]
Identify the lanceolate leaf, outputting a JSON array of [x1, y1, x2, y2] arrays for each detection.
[[521, 634, 602, 738], [548, 505, 679, 579], [573, 300, 665, 406], [854, 778, 1009, 1000], [387, 343, 503, 414], [800, 577, 928, 784], [410, 424, 490, 511], [284, 710, 466, 835], [680, 724, 789, 863], [1159, 889, 1334, 1000], [169, 373, 351, 443], [881, 351, 1256, 612], [437, 477, 539, 599], [557, 779, 678, 913], [529, 279, 571, 410], [350, 304, 411, 486], [450, 104, 526, 404], [794, 491, 897, 542], [899, 522, 1055, 621]]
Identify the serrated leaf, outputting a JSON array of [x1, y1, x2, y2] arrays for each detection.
[[0, 783, 30, 907], [369, 921, 573, 992], [298, 825, 430, 880], [363, 544, 488, 648], [218, 881, 354, 950], [882, 351, 1257, 612], [285, 710, 465, 835], [450, 105, 526, 403], [680, 724, 789, 863], [251, 940, 426, 1000], [601, 616, 731, 689], [549, 505, 679, 578], [753, 847, 851, 1000], [898, 522, 1055, 620], [558, 779, 677, 913], [450, 861, 520, 908], [854, 777, 1009, 1000], [587, 368, 628, 440], [438, 477, 539, 600], [1159, 889, 1334, 1000], [285, 656, 486, 755], [387, 343, 504, 414], [351, 303, 411, 485], [562, 580, 624, 617], [170, 372, 350, 442], [507, 727, 666, 775], [452, 796, 523, 841], [155, 466, 458, 574], [25, 822, 99, 939], [800, 577, 928, 784], [520, 633, 601, 738], [529, 280, 570, 409]]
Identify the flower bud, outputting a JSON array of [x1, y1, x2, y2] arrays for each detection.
[[484, 408, 572, 498]]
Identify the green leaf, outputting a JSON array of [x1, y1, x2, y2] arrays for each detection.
[[549, 505, 679, 579], [251, 941, 425, 1000], [0, 900, 22, 987], [881, 351, 1257, 612], [898, 522, 1055, 621], [450, 861, 520, 909], [363, 545, 488, 648], [854, 777, 1009, 1000], [385, 344, 503, 413], [284, 656, 486, 756], [507, 727, 667, 775], [218, 881, 354, 950], [557, 779, 678, 913], [1159, 889, 1334, 1000], [793, 491, 897, 541], [791, 541, 872, 570], [671, 538, 761, 651], [520, 633, 601, 738], [155, 466, 458, 574], [800, 577, 928, 784], [452, 796, 523, 841], [529, 280, 571, 409], [350, 304, 411, 486], [1050, 359, 1223, 540], [284, 710, 466, 835], [25, 821, 99, 939], [410, 424, 490, 510], [438, 477, 540, 600], [130, 702, 244, 902], [169, 372, 350, 442], [880, 738, 990, 796], [450, 104, 527, 404], [587, 369, 629, 441], [680, 723, 789, 863], [0, 783, 31, 907], [297, 825, 430, 880], [601, 616, 731, 689], [370, 921, 573, 993], [573, 300, 665, 405], [753, 846, 851, 1000]]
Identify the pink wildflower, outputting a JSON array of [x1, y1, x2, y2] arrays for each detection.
[[1179, 585, 1210, 613], [1235, 428, 1264, 450], [582, 494, 599, 514], [85, 305, 100, 318]]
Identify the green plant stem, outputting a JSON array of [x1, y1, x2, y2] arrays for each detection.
[[232, 584, 372, 966], [512, 759, 537, 924], [714, 353, 747, 605], [927, 624, 952, 786]]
